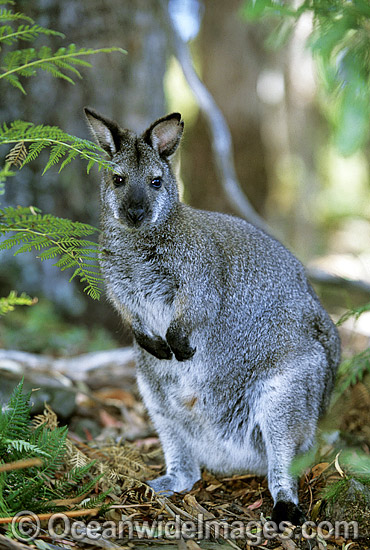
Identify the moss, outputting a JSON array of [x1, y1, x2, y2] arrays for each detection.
[[323, 477, 370, 538]]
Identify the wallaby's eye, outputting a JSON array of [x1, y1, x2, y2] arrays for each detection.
[[112, 174, 125, 187], [151, 177, 162, 189]]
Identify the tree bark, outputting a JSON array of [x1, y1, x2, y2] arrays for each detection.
[[182, 0, 269, 215], [1, 0, 169, 332]]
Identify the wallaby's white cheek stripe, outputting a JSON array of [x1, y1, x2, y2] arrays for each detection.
[[151, 192, 168, 224]]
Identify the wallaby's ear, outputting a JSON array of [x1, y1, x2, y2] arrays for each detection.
[[84, 107, 121, 157], [143, 113, 184, 157]]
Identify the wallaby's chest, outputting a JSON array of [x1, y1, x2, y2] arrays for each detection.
[[101, 239, 176, 336]]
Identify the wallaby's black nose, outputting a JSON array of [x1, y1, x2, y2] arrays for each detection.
[[127, 207, 145, 224]]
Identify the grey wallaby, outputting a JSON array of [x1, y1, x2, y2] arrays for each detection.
[[84, 107, 341, 528]]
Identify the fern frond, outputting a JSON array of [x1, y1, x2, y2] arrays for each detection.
[[0, 8, 33, 24], [0, 379, 31, 443], [0, 120, 116, 173], [32, 403, 59, 431], [337, 301, 370, 325], [51, 463, 95, 498], [5, 141, 27, 167], [3, 438, 50, 457], [0, 24, 63, 45], [0, 44, 126, 93], [35, 425, 68, 478], [2, 71, 26, 92], [0, 206, 104, 299], [0, 290, 35, 315], [335, 348, 370, 397]]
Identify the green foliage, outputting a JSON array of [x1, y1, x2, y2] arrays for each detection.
[[0, 6, 125, 94], [0, 290, 35, 315], [1, 121, 117, 174], [334, 302, 370, 396], [0, 23, 63, 45], [0, 4, 125, 303], [290, 443, 318, 476], [322, 450, 370, 510], [0, 380, 103, 517], [337, 300, 370, 325], [242, 0, 370, 154], [0, 206, 104, 299], [340, 449, 370, 479], [0, 299, 118, 355], [335, 348, 370, 397]]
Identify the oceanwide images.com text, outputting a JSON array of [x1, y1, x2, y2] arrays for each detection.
[[10, 510, 359, 544]]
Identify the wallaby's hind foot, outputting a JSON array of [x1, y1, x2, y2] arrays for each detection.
[[147, 473, 199, 495], [271, 501, 306, 529]]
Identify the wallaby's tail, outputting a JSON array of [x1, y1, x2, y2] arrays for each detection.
[[315, 308, 341, 416]]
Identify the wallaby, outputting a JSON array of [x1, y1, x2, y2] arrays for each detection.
[[84, 108, 340, 528]]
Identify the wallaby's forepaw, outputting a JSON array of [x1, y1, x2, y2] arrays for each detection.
[[271, 501, 306, 530], [134, 331, 173, 360], [166, 326, 196, 362]]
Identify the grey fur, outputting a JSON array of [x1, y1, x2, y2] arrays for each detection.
[[85, 108, 341, 525]]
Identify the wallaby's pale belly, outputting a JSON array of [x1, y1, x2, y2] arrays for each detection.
[[136, 353, 269, 476], [189, 425, 268, 475]]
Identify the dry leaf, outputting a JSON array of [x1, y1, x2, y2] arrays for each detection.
[[94, 388, 136, 407], [247, 497, 263, 510], [205, 483, 222, 492], [32, 403, 58, 430], [311, 462, 330, 479], [334, 452, 345, 477], [99, 409, 123, 428]]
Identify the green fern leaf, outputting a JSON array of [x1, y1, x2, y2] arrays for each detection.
[[36, 425, 68, 477], [0, 8, 33, 24], [3, 438, 50, 457], [2, 72, 26, 93], [0, 24, 64, 45], [0, 43, 126, 93], [0, 206, 104, 299], [0, 290, 35, 315], [42, 143, 68, 173], [335, 348, 370, 397], [58, 148, 79, 171], [23, 140, 49, 164], [0, 379, 31, 442], [0, 120, 117, 173]]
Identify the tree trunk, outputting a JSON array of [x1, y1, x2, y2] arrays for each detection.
[[182, 0, 269, 215], [1, 0, 169, 333]]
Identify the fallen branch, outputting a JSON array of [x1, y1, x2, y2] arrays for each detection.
[[0, 508, 102, 524], [0, 458, 43, 473]]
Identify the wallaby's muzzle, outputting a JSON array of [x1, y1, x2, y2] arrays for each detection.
[[127, 207, 145, 226], [119, 202, 151, 229]]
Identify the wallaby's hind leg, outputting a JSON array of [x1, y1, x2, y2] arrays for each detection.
[[266, 441, 306, 527], [260, 352, 325, 527], [146, 413, 201, 495]]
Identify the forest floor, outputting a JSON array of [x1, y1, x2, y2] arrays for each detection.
[[0, 321, 369, 550]]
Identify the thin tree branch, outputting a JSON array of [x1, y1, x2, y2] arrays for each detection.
[[306, 267, 370, 294], [163, 2, 271, 234]]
